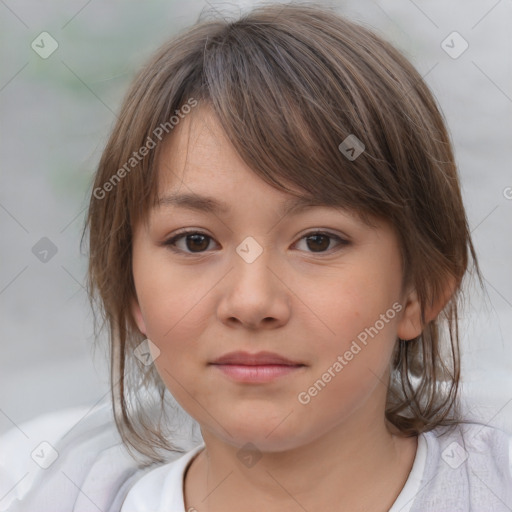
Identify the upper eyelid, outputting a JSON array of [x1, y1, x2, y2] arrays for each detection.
[[165, 229, 348, 253], [167, 228, 346, 241]]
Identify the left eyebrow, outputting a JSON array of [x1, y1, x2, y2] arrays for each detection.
[[154, 192, 328, 217]]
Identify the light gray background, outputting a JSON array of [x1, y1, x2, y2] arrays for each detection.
[[1, 0, 511, 437]]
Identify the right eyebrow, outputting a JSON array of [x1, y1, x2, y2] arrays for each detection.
[[154, 192, 327, 217]]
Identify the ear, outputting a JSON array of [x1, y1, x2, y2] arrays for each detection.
[[131, 296, 147, 336], [397, 276, 457, 341]]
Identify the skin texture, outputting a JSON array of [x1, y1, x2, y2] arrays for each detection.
[[131, 107, 428, 511]]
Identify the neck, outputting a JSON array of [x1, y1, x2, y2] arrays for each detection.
[[184, 408, 417, 512]]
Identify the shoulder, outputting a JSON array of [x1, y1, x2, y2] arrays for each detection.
[[409, 422, 512, 512], [119, 442, 205, 511], [426, 421, 512, 472], [0, 404, 157, 512]]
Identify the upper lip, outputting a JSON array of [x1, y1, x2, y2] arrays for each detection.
[[211, 351, 304, 366]]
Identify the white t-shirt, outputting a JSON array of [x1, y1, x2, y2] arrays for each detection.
[[2, 404, 512, 511]]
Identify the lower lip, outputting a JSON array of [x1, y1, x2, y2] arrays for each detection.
[[211, 364, 304, 383]]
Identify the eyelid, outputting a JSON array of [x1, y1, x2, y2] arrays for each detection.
[[162, 228, 350, 257], [162, 229, 218, 257]]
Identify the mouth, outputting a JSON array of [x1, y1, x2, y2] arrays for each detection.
[[209, 351, 306, 383]]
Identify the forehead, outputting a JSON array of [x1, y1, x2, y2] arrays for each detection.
[[156, 106, 248, 188], [154, 107, 315, 211]]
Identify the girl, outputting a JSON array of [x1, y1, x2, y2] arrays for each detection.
[[3, 2, 511, 511]]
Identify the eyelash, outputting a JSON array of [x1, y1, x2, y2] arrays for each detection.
[[162, 229, 349, 257]]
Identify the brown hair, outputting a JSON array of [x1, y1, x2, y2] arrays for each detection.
[[83, 1, 481, 464]]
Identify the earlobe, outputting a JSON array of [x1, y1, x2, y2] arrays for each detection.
[[131, 297, 147, 335]]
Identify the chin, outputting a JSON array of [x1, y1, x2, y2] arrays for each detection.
[[216, 416, 310, 453]]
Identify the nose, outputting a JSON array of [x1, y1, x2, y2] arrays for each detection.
[[216, 243, 291, 331]]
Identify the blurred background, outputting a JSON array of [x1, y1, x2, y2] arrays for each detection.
[[0, 0, 511, 441]]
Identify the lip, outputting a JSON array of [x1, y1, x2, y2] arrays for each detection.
[[210, 351, 303, 366], [210, 351, 305, 383]]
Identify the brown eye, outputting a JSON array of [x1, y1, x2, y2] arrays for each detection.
[[184, 234, 210, 252], [164, 231, 216, 255], [295, 231, 348, 253], [305, 234, 331, 252]]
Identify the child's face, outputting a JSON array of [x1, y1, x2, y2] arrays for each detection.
[[131, 107, 418, 452]]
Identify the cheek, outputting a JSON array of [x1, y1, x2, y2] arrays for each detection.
[[308, 261, 402, 348], [299, 261, 401, 402], [140, 279, 210, 410], [133, 246, 208, 336], [295, 299, 399, 430], [132, 248, 213, 383]]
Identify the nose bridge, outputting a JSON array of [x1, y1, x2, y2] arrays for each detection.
[[235, 235, 267, 266], [232, 235, 275, 294], [217, 235, 290, 328]]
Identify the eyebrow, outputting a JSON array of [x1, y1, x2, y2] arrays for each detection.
[[154, 192, 327, 217]]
